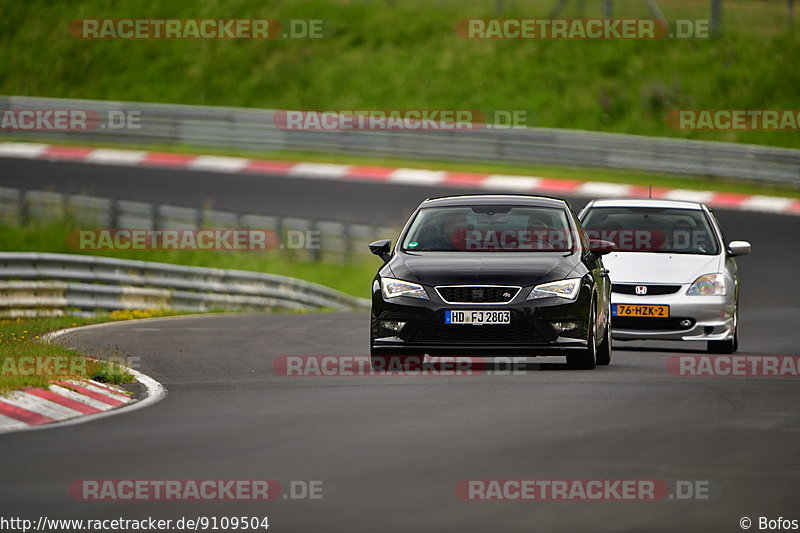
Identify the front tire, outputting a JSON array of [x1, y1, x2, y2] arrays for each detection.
[[596, 310, 612, 366], [567, 305, 598, 370]]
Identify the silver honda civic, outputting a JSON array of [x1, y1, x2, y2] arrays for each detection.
[[579, 199, 750, 353]]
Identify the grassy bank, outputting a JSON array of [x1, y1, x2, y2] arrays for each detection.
[[0, 312, 176, 393], [1, 0, 798, 149]]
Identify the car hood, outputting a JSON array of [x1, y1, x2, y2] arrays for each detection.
[[388, 252, 579, 287], [603, 252, 721, 284]]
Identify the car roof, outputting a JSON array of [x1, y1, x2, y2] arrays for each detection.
[[421, 194, 568, 209], [586, 198, 705, 210]]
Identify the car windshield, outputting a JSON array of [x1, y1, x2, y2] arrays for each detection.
[[581, 207, 720, 255], [401, 205, 574, 252]]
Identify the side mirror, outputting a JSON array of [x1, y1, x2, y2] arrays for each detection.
[[727, 240, 751, 256], [588, 239, 615, 256], [369, 239, 392, 262]]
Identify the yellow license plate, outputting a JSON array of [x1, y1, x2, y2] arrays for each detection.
[[612, 304, 670, 318]]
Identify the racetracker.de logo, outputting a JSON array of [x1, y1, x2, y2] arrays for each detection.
[[68, 229, 284, 251], [273, 355, 528, 376], [1, 355, 86, 377], [455, 18, 674, 39], [455, 479, 714, 501], [667, 355, 800, 377], [0, 109, 140, 131], [272, 110, 531, 131], [667, 109, 800, 131], [68, 480, 280, 501], [68, 19, 331, 40]]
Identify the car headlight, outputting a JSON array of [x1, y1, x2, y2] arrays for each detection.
[[527, 278, 582, 300], [380, 278, 429, 300], [686, 273, 726, 296]]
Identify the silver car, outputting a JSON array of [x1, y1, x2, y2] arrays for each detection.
[[579, 199, 750, 353]]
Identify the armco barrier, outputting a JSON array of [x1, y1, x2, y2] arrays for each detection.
[[0, 253, 370, 317], [1, 95, 798, 186], [0, 185, 393, 265]]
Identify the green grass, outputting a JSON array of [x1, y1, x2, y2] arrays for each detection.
[[0, 219, 382, 298], [1, 0, 799, 149], [0, 315, 144, 393]]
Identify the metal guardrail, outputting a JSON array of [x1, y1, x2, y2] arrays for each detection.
[[0, 186, 394, 264], [0, 253, 370, 317], [2, 95, 799, 186]]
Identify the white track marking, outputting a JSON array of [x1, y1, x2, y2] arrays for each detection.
[[577, 181, 633, 197], [481, 175, 542, 191], [661, 189, 716, 203], [86, 148, 147, 165], [740, 195, 795, 213], [188, 155, 250, 173], [0, 142, 49, 158], [389, 168, 446, 185], [289, 162, 351, 178]]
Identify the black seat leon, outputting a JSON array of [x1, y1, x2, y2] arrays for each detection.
[[368, 194, 614, 370]]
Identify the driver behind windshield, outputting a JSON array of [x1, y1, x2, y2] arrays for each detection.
[[668, 219, 695, 251], [526, 213, 551, 249], [416, 212, 470, 250]]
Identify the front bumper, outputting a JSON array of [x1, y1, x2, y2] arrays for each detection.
[[611, 290, 735, 342], [371, 284, 593, 356]]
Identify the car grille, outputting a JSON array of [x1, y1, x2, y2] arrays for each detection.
[[612, 284, 682, 296], [436, 285, 520, 304], [612, 317, 695, 330], [408, 322, 543, 344]]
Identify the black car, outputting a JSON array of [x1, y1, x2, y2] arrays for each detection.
[[368, 195, 614, 370]]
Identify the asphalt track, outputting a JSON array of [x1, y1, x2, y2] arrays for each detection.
[[1, 157, 799, 532]]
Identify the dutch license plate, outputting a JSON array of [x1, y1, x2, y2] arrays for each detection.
[[612, 304, 670, 318], [445, 310, 511, 325]]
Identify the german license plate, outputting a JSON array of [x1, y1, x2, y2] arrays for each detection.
[[612, 304, 670, 318], [445, 310, 511, 325]]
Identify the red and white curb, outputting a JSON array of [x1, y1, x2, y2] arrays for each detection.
[[1, 141, 798, 216], [0, 327, 165, 435], [0, 378, 133, 431]]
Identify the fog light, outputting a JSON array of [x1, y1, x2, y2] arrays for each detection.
[[381, 320, 406, 333], [552, 321, 579, 333], [680, 319, 692, 328]]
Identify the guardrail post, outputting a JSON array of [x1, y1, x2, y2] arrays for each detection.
[[343, 223, 353, 264], [153, 203, 161, 231], [109, 199, 119, 228], [276, 216, 285, 252], [17, 189, 28, 226], [309, 220, 321, 262], [196, 207, 205, 229], [62, 191, 70, 220], [711, 0, 723, 36]]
